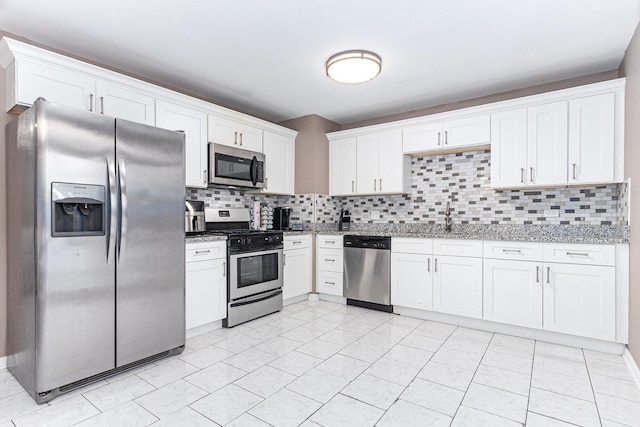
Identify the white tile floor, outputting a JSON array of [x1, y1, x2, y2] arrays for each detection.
[[2, 299, 640, 426]]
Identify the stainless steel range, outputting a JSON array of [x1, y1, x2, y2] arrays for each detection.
[[189, 208, 284, 327]]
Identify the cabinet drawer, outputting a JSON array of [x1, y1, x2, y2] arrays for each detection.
[[392, 237, 433, 254], [317, 270, 343, 296], [543, 243, 615, 266], [317, 234, 343, 249], [483, 241, 543, 261], [433, 239, 482, 257], [186, 241, 226, 262], [317, 248, 343, 272], [284, 234, 311, 250]]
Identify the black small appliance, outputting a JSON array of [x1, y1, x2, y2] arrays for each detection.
[[339, 209, 351, 231], [273, 207, 292, 230]]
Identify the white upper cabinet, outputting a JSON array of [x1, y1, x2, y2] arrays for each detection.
[[568, 93, 615, 185], [208, 114, 263, 152], [156, 99, 208, 188], [403, 115, 490, 154], [95, 81, 155, 125], [490, 109, 528, 188], [333, 130, 409, 196], [526, 101, 568, 186], [330, 137, 358, 196], [262, 131, 295, 195], [11, 59, 95, 112]]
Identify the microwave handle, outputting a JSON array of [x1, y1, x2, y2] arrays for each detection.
[[250, 155, 259, 187]]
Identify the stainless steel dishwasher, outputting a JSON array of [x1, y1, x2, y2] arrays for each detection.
[[343, 235, 393, 312]]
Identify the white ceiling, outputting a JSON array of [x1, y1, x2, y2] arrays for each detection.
[[0, 1, 638, 124]]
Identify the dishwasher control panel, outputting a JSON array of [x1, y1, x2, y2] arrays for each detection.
[[343, 235, 391, 250]]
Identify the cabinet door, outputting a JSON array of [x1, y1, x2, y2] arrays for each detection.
[[403, 122, 443, 154], [433, 255, 483, 319], [490, 109, 527, 188], [208, 115, 238, 147], [330, 137, 357, 196], [568, 93, 615, 184], [391, 253, 432, 310], [263, 131, 295, 194], [543, 263, 615, 341], [185, 258, 226, 330], [443, 115, 491, 148], [356, 133, 379, 194], [95, 81, 155, 125], [378, 130, 405, 193], [236, 123, 263, 152], [156, 100, 208, 188], [527, 102, 568, 186], [483, 259, 542, 329], [15, 59, 95, 111], [283, 247, 312, 300]]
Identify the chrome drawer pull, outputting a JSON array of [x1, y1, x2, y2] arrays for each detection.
[[293, 241, 302, 244], [325, 281, 335, 285], [194, 250, 211, 254], [566, 252, 589, 257], [325, 258, 335, 262], [502, 249, 522, 254], [325, 240, 335, 244]]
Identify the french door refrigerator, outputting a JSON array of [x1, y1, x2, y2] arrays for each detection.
[[6, 99, 186, 403]]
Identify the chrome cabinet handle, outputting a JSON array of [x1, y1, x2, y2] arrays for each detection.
[[566, 251, 589, 257], [222, 261, 226, 277], [530, 167, 534, 183], [427, 258, 430, 272], [194, 250, 211, 255], [374, 179, 377, 191], [444, 130, 448, 145], [434, 258, 438, 273], [118, 158, 128, 262], [536, 266, 540, 283], [293, 241, 302, 245], [325, 258, 335, 262], [89, 94, 94, 112], [502, 249, 522, 254], [572, 163, 577, 180], [326, 240, 335, 244], [234, 131, 238, 145], [239, 133, 243, 146], [521, 168, 525, 184], [546, 266, 550, 284], [265, 177, 268, 189], [203, 170, 207, 184], [100, 96, 104, 114], [352, 180, 355, 192], [106, 157, 117, 264], [325, 281, 335, 285], [379, 178, 382, 191], [283, 253, 286, 265], [437, 132, 441, 146]]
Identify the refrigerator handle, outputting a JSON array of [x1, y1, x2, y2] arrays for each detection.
[[118, 159, 128, 262], [107, 157, 118, 264]]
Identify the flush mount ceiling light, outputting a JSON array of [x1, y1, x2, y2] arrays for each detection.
[[326, 50, 382, 84]]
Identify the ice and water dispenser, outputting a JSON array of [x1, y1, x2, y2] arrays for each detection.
[[51, 182, 105, 236]]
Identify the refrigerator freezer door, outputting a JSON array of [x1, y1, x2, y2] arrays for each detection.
[[35, 101, 117, 392], [115, 119, 186, 367]]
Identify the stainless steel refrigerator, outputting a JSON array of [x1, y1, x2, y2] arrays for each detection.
[[6, 99, 186, 403]]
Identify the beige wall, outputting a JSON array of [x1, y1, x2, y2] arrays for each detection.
[[620, 23, 640, 365], [279, 114, 340, 195]]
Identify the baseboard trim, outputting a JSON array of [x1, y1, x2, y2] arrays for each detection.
[[0, 356, 7, 369], [185, 320, 223, 339], [318, 294, 346, 305], [284, 294, 310, 306], [307, 293, 320, 301], [623, 348, 640, 390]]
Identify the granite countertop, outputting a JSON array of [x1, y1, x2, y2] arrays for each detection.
[[185, 235, 227, 244], [313, 224, 629, 244]]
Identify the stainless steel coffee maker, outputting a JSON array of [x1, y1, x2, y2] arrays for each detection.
[[185, 200, 205, 233]]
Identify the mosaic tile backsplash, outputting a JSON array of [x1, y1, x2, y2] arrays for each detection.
[[188, 149, 627, 227]]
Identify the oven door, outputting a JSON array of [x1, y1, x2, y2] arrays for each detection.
[[229, 248, 283, 300]]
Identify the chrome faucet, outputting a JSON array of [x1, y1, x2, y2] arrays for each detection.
[[445, 201, 452, 232]]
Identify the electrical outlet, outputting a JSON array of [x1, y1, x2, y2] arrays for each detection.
[[370, 210, 381, 220]]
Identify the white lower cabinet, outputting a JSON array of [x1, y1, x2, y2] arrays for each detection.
[[433, 255, 483, 319], [391, 252, 432, 310], [544, 263, 615, 341], [283, 235, 312, 300], [483, 259, 543, 329], [185, 241, 227, 330], [316, 235, 344, 296]]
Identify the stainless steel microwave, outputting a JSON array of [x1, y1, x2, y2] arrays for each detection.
[[208, 143, 265, 189]]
